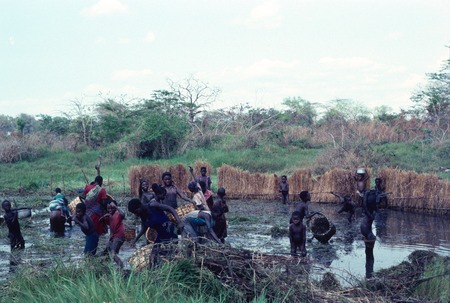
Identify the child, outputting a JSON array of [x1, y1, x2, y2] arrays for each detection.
[[189, 166, 210, 210], [289, 211, 306, 257], [279, 175, 289, 204], [72, 203, 99, 256], [199, 181, 214, 210], [2, 200, 25, 250], [100, 201, 125, 268], [196, 166, 212, 190], [294, 191, 311, 222], [211, 187, 229, 243], [331, 192, 355, 223], [354, 169, 369, 205]]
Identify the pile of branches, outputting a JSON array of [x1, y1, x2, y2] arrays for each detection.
[[128, 239, 391, 302]]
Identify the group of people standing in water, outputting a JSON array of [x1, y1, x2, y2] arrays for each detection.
[[284, 169, 389, 267], [130, 166, 229, 246]]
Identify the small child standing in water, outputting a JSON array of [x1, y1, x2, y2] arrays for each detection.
[[289, 211, 306, 257], [279, 175, 289, 204], [2, 200, 25, 250]]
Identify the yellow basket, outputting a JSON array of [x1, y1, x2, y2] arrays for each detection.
[[166, 203, 196, 224], [128, 244, 154, 271], [68, 197, 82, 215], [68, 194, 114, 215]]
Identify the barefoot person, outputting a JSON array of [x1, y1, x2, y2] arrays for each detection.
[[72, 203, 99, 256], [100, 200, 125, 268], [289, 211, 307, 257], [279, 175, 290, 204], [2, 200, 25, 250], [211, 187, 229, 243]]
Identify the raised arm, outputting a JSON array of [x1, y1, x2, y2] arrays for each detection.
[[330, 192, 344, 203]]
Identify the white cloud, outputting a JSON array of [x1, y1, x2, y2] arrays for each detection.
[[9, 36, 15, 46], [202, 58, 300, 82], [319, 56, 375, 69], [239, 1, 283, 29], [81, 0, 128, 17], [145, 32, 155, 43], [112, 69, 153, 81]]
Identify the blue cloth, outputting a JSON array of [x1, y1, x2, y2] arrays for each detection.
[[143, 208, 177, 243], [84, 232, 99, 255]]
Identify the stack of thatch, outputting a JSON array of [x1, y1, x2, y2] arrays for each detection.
[[128, 164, 191, 196], [217, 164, 277, 199], [377, 168, 450, 213], [310, 168, 370, 202]]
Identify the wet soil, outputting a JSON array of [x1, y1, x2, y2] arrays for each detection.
[[1, 198, 450, 286]]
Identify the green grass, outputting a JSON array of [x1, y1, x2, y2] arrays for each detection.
[[0, 146, 321, 196], [0, 258, 278, 303], [1, 141, 449, 197], [413, 257, 450, 302]]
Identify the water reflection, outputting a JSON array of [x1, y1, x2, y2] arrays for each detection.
[[227, 200, 450, 285]]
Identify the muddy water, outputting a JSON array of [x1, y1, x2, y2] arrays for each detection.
[[226, 199, 450, 285], [1, 200, 450, 286]]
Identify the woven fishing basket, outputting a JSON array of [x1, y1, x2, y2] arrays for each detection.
[[309, 213, 336, 244], [128, 244, 154, 271]]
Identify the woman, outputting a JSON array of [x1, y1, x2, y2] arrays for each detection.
[[161, 172, 191, 209], [128, 183, 184, 246]]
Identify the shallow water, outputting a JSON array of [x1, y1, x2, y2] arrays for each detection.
[[226, 199, 450, 285], [1, 200, 450, 286]]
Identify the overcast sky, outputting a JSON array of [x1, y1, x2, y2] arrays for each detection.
[[1, 0, 449, 117]]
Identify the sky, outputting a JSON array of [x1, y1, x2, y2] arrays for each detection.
[[1, 0, 450, 117]]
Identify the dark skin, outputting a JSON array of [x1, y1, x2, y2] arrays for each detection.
[[162, 175, 191, 204], [294, 192, 311, 221], [289, 216, 306, 257], [72, 208, 91, 231], [130, 191, 184, 247], [2, 201, 25, 250], [99, 201, 125, 267], [331, 192, 355, 223], [354, 173, 369, 194]]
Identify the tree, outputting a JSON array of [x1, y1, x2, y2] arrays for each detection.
[[16, 114, 36, 136], [36, 115, 71, 136], [65, 98, 95, 146], [411, 59, 450, 142], [168, 77, 220, 124], [129, 90, 190, 159], [281, 97, 318, 127], [93, 97, 133, 144]]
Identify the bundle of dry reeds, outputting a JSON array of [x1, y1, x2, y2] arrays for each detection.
[[217, 164, 277, 199], [377, 168, 450, 213], [128, 164, 196, 196], [192, 161, 213, 177]]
